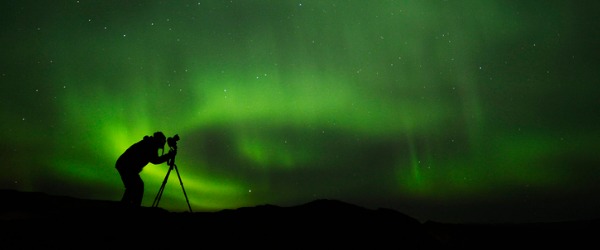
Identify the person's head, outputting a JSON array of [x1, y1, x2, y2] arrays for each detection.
[[153, 131, 167, 148]]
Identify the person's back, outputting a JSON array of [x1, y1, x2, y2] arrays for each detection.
[[116, 136, 156, 174]]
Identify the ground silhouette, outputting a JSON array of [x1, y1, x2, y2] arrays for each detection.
[[1, 189, 598, 248]]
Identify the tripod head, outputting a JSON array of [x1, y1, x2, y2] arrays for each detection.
[[166, 134, 180, 166], [167, 134, 180, 150]]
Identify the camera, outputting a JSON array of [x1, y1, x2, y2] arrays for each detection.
[[167, 134, 180, 149]]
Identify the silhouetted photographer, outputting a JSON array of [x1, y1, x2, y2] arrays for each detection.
[[115, 131, 177, 207]]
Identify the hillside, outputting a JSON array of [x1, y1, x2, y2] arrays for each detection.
[[1, 189, 598, 248]]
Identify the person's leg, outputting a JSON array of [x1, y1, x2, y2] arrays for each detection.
[[118, 168, 137, 206], [130, 175, 144, 207], [121, 189, 132, 204]]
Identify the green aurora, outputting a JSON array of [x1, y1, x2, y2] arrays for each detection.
[[2, 0, 599, 223]]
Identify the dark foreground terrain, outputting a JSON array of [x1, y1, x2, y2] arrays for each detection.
[[1, 189, 598, 249]]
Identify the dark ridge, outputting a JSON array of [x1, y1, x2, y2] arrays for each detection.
[[293, 198, 367, 210], [1, 189, 599, 249]]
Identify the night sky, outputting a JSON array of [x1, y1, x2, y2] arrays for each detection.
[[2, 0, 599, 223]]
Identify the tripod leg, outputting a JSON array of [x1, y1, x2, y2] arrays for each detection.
[[173, 164, 193, 212], [152, 165, 172, 208]]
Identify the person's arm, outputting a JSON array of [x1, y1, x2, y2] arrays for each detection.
[[150, 149, 175, 164]]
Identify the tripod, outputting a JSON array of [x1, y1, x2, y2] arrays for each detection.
[[152, 146, 193, 212]]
